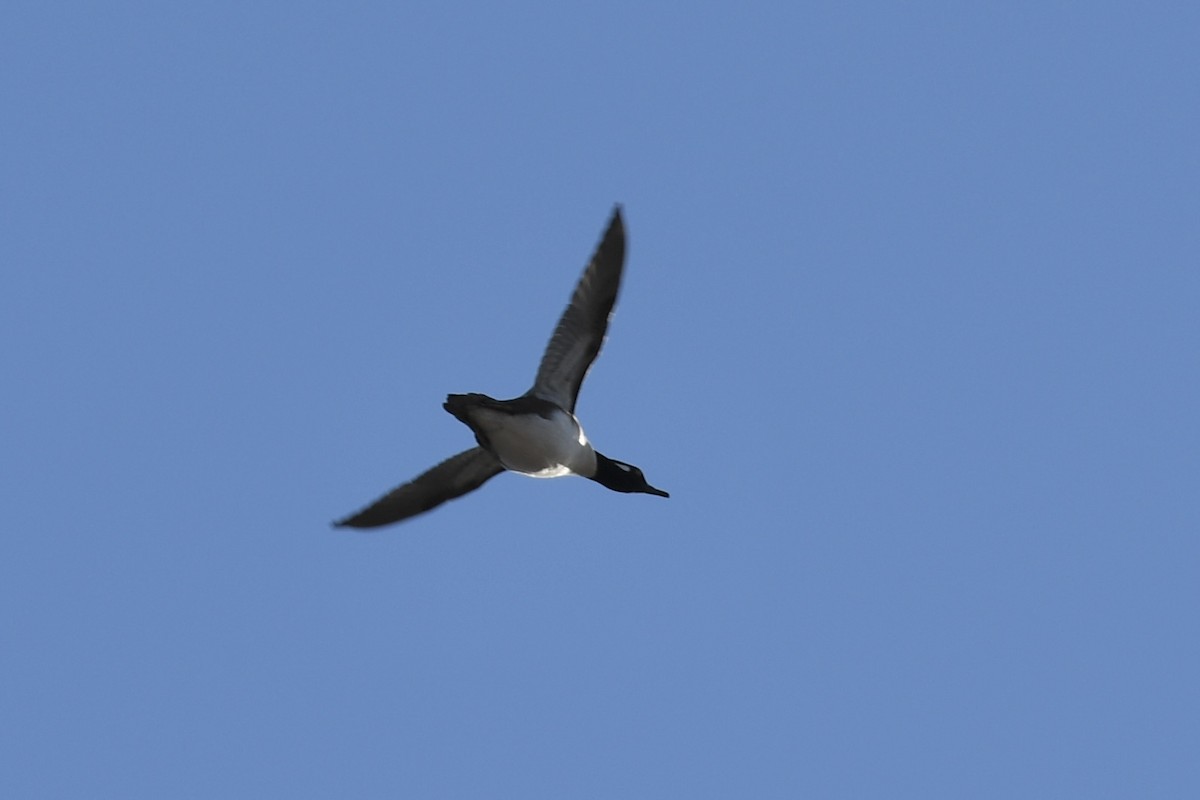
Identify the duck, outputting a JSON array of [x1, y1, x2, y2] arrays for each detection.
[[334, 206, 668, 528]]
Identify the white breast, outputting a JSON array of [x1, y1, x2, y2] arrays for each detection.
[[474, 408, 596, 478]]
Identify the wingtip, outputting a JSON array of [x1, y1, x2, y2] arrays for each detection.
[[331, 510, 382, 529], [332, 511, 391, 529], [604, 205, 625, 242]]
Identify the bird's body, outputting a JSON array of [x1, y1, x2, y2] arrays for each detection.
[[444, 392, 595, 478], [335, 207, 667, 529]]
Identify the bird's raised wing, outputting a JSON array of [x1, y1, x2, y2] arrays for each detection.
[[528, 206, 626, 412], [333, 447, 504, 528]]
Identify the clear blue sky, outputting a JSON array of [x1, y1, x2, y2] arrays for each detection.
[[3, 2, 1197, 797]]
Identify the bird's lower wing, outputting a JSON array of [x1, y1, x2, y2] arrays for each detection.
[[333, 447, 504, 529]]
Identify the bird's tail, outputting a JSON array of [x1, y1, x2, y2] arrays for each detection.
[[443, 393, 490, 425]]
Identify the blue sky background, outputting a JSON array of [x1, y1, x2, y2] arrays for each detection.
[[3, 2, 1198, 797]]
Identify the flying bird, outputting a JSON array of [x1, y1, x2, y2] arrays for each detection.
[[334, 206, 668, 528]]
